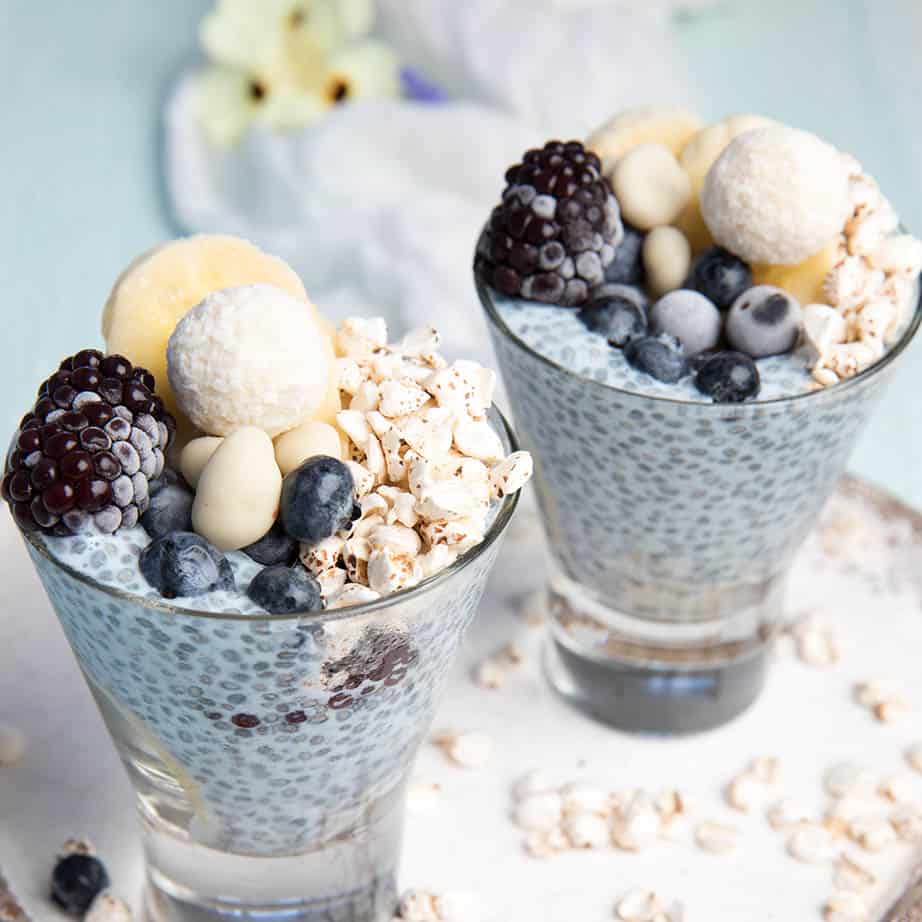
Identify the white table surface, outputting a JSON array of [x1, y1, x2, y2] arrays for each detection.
[[3, 480, 922, 921]]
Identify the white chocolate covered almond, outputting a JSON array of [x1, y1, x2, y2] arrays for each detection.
[[192, 427, 282, 550], [274, 421, 343, 476]]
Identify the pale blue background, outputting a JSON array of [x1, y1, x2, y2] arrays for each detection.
[[2, 0, 921, 502]]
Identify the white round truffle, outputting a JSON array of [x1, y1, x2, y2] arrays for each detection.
[[167, 285, 331, 437], [700, 126, 850, 265]]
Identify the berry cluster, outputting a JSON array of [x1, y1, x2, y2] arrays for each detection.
[[475, 140, 624, 307], [2, 350, 175, 535], [578, 246, 807, 402]]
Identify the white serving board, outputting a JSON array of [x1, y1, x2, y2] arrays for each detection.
[[2, 477, 922, 921]]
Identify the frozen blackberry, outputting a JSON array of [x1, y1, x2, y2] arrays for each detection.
[[2, 350, 175, 536], [475, 140, 624, 307]]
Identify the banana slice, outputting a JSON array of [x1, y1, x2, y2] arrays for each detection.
[[677, 114, 781, 254], [587, 108, 703, 176], [103, 234, 319, 423], [752, 238, 842, 306]]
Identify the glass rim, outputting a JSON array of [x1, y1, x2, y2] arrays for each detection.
[[20, 407, 521, 624], [477, 276, 922, 412]]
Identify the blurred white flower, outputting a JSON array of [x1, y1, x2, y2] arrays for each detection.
[[196, 0, 399, 146]]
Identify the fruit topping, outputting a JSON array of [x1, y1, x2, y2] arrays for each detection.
[[648, 290, 722, 357], [102, 234, 321, 430], [280, 456, 354, 544], [139, 531, 235, 599], [246, 565, 323, 614], [587, 107, 704, 176], [623, 334, 689, 384], [694, 351, 761, 403], [603, 223, 646, 287], [751, 238, 840, 307], [578, 286, 648, 345], [167, 284, 332, 437], [726, 285, 803, 358], [687, 246, 753, 311], [242, 521, 299, 567], [2, 351, 174, 535], [51, 853, 110, 915], [701, 126, 851, 265], [191, 427, 282, 551], [475, 140, 623, 307], [140, 476, 194, 539]]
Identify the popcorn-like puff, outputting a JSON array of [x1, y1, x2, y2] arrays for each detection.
[[301, 319, 532, 601]]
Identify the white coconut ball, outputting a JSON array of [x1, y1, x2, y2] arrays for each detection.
[[167, 284, 331, 437], [700, 126, 851, 265]]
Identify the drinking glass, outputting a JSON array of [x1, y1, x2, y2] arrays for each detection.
[[480, 278, 921, 734], [19, 409, 519, 922]]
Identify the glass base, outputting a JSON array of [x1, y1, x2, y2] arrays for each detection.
[[544, 635, 768, 735], [542, 580, 774, 734], [141, 806, 400, 922], [144, 875, 395, 922]]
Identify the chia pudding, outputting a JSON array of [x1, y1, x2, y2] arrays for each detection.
[[475, 112, 922, 733], [5, 235, 531, 918]]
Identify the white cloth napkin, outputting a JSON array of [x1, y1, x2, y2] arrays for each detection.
[[163, 0, 698, 358]]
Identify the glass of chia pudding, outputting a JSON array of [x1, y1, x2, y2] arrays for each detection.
[[475, 112, 922, 734], [4, 237, 532, 921]]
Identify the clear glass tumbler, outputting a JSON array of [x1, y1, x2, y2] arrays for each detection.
[[19, 411, 519, 922], [480, 279, 921, 734]]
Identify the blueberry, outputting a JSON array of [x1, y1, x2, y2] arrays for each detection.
[[726, 285, 802, 357], [578, 287, 648, 346], [148, 466, 183, 496], [139, 531, 235, 599], [623, 333, 689, 384], [687, 246, 752, 311], [280, 456, 354, 545], [695, 351, 761, 403], [51, 854, 110, 915], [242, 521, 299, 566], [603, 223, 645, 286], [649, 289, 722, 357], [247, 565, 323, 614], [140, 481, 193, 539]]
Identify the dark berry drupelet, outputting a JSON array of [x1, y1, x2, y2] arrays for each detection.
[[475, 140, 624, 307], [2, 349, 175, 535], [50, 853, 110, 915]]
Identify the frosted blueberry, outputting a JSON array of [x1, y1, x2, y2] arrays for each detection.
[[695, 351, 761, 403], [624, 333, 689, 383], [603, 224, 645, 286], [726, 285, 802, 358], [649, 289, 722, 357], [578, 290, 647, 346], [139, 531, 235, 599], [141, 480, 194, 539], [246, 565, 323, 614], [688, 246, 752, 311], [242, 521, 299, 567], [51, 854, 110, 915], [280, 456, 354, 545]]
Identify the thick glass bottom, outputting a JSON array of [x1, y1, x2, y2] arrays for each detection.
[[543, 580, 774, 734], [141, 803, 401, 922], [544, 635, 768, 734]]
